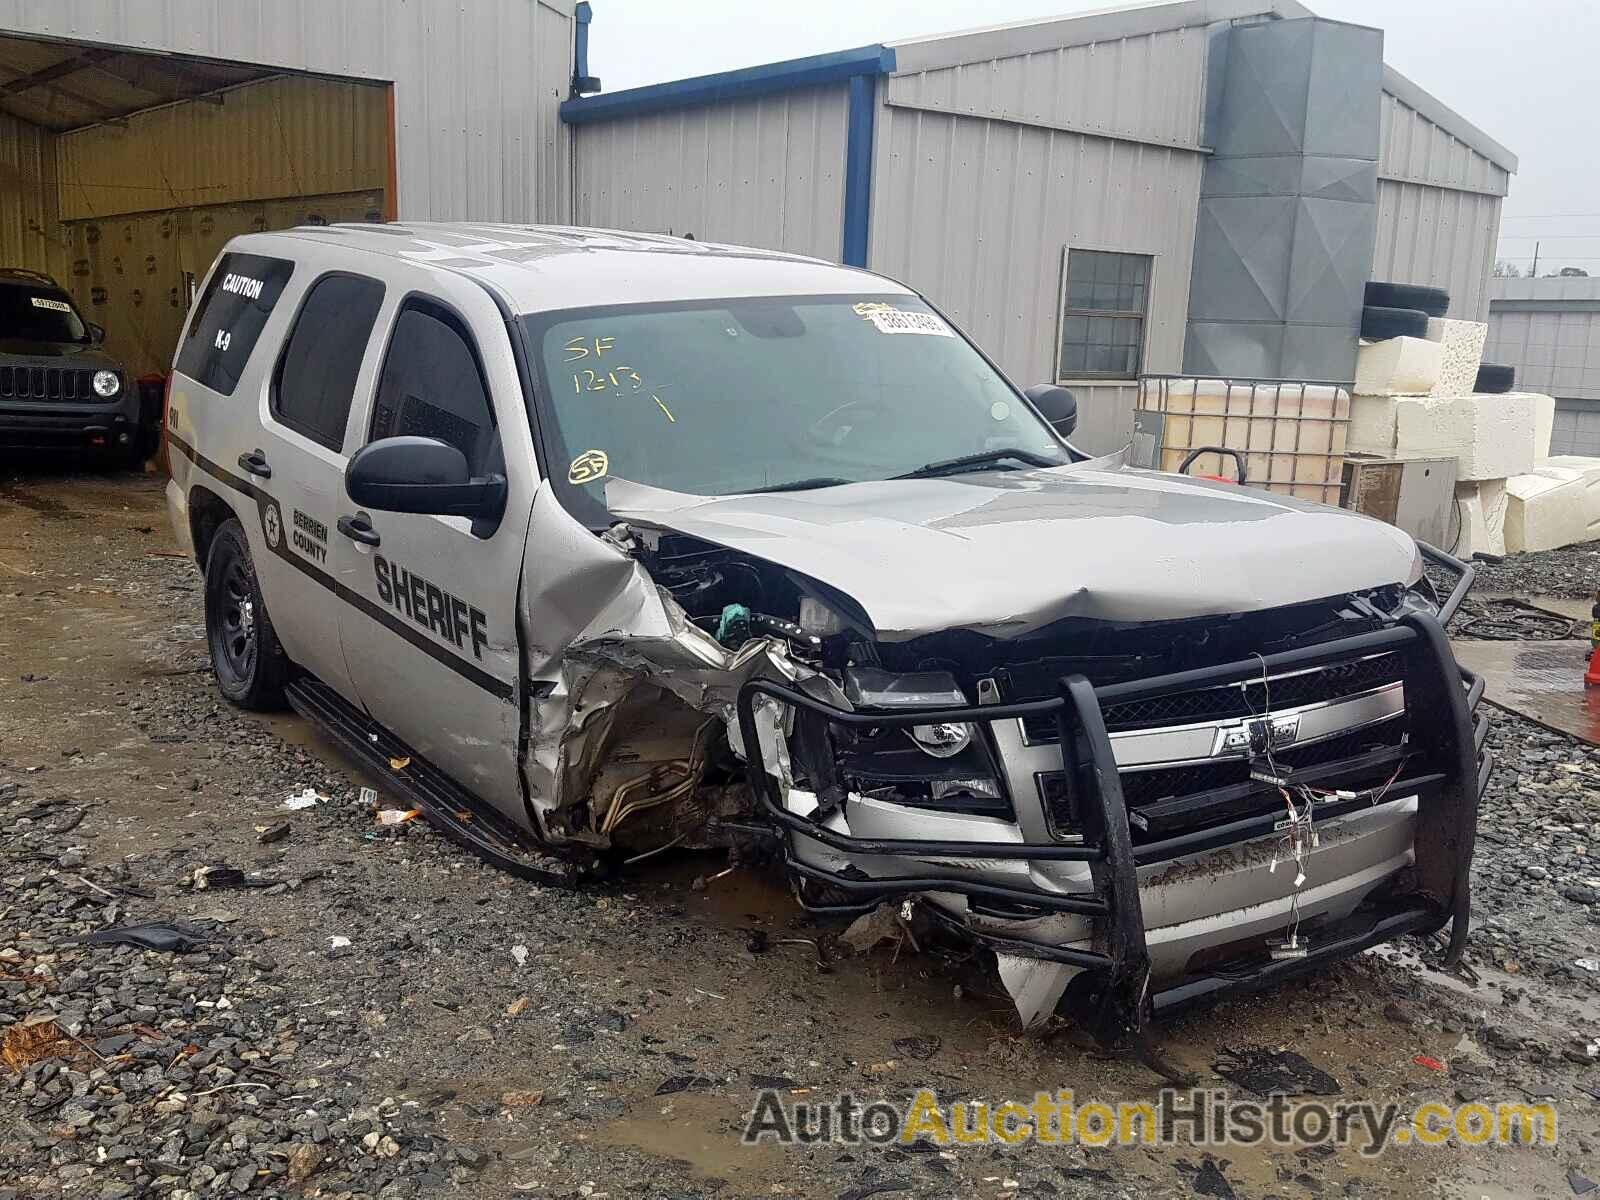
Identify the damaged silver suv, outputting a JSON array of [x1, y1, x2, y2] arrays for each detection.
[[165, 223, 1489, 1045]]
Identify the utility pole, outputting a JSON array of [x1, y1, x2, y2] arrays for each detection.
[[1532, 240, 1541, 278]]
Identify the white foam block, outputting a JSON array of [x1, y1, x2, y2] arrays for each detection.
[[1355, 336, 1443, 397], [1540, 455, 1600, 541], [1506, 466, 1592, 553], [1455, 479, 1506, 558], [1349, 394, 1404, 455], [1394, 393, 1538, 481], [1532, 393, 1557, 459], [1426, 318, 1489, 399]]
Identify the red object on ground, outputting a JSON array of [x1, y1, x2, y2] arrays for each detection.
[[1413, 1054, 1445, 1071], [1586, 652, 1600, 689]]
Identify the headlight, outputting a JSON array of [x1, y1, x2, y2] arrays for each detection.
[[907, 721, 973, 758], [843, 668, 977, 759], [92, 370, 120, 397]]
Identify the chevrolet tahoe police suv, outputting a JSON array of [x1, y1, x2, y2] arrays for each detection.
[[0, 269, 136, 460], [166, 223, 1489, 1042]]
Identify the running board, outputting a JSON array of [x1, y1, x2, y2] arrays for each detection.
[[284, 677, 578, 887]]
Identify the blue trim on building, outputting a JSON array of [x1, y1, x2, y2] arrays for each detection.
[[841, 73, 878, 268], [559, 44, 895, 126], [560, 44, 896, 268], [570, 2, 599, 97]]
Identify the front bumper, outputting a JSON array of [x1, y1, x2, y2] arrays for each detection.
[[0, 394, 141, 450], [737, 546, 1489, 1041]]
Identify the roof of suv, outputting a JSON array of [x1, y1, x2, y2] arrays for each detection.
[[239, 222, 911, 313], [0, 268, 62, 289]]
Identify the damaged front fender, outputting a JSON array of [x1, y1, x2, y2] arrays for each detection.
[[517, 482, 838, 850]]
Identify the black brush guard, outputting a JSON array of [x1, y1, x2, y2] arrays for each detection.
[[736, 545, 1490, 1042]]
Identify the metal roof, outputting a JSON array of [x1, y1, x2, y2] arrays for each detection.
[[237, 221, 907, 314], [561, 0, 1516, 176], [0, 33, 272, 132], [1490, 276, 1600, 307]]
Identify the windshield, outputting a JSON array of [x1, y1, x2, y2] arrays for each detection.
[[522, 294, 1066, 520], [0, 284, 89, 345]]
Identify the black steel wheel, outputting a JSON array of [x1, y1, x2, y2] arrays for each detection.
[[204, 517, 289, 709]]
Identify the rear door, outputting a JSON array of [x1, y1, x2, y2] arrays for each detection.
[[243, 266, 388, 702], [331, 266, 538, 821]]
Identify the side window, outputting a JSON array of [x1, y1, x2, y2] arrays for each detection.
[[271, 274, 386, 451], [176, 252, 294, 395], [370, 301, 499, 475]]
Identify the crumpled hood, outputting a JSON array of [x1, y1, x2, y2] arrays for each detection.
[[606, 451, 1420, 641]]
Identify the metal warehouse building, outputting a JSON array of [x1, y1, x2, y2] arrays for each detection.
[[0, 0, 578, 375], [563, 0, 1516, 451], [1487, 277, 1600, 456]]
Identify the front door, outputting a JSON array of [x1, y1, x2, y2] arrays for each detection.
[[332, 275, 536, 823]]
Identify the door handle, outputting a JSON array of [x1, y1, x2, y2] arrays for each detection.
[[337, 513, 381, 547], [237, 449, 272, 479]]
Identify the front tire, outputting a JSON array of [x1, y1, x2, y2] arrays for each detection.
[[204, 518, 289, 709]]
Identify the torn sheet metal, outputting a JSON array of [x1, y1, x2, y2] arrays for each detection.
[[516, 481, 836, 845], [604, 452, 1420, 641]]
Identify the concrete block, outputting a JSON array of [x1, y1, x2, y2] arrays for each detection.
[[1505, 466, 1592, 553], [1354, 336, 1442, 397], [1425, 318, 1489, 398], [1394, 393, 1538, 482], [1455, 479, 1506, 558]]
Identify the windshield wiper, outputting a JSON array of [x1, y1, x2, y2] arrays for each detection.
[[893, 447, 1062, 480], [746, 476, 856, 493]]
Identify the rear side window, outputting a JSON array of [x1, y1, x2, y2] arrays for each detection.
[[370, 302, 499, 475], [271, 274, 386, 451], [176, 252, 294, 395]]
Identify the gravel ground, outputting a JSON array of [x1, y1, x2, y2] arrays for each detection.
[[3, 467, 1600, 1199], [1471, 542, 1600, 600]]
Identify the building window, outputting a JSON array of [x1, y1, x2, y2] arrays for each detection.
[[1057, 249, 1151, 381]]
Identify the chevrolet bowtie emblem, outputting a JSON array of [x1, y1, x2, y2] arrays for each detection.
[[1214, 714, 1301, 758]]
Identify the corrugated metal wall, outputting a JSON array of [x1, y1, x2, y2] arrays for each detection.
[[882, 25, 1207, 152], [872, 23, 1209, 453], [572, 84, 849, 260], [0, 0, 574, 222], [0, 110, 59, 276], [1372, 90, 1510, 322], [1487, 279, 1600, 404], [56, 75, 388, 221]]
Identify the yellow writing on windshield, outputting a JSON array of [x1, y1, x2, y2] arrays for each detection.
[[568, 448, 609, 484], [572, 366, 643, 394], [563, 335, 615, 361]]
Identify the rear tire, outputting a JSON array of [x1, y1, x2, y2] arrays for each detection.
[[1364, 281, 1450, 317], [1475, 362, 1515, 394], [204, 518, 290, 710], [1361, 305, 1430, 341]]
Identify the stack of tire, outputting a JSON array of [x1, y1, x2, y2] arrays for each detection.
[[1360, 281, 1515, 393]]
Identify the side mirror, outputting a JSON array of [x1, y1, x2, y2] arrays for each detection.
[[1025, 384, 1077, 437], [345, 436, 507, 524], [87, 322, 106, 345]]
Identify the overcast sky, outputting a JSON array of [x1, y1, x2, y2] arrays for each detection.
[[586, 0, 1598, 276]]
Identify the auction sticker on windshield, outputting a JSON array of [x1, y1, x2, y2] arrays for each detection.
[[854, 303, 953, 338], [30, 297, 72, 312]]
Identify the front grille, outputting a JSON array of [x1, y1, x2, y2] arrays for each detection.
[[1117, 720, 1408, 809], [1020, 651, 1404, 743], [0, 365, 100, 402]]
